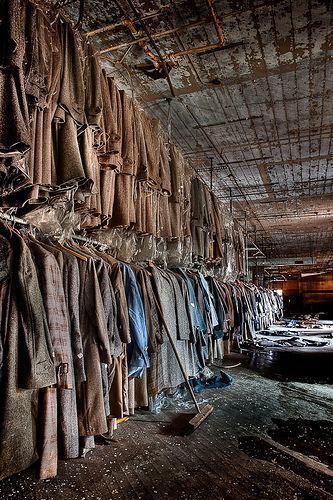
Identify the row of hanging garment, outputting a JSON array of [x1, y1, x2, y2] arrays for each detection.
[[0, 221, 216, 481], [0, 214, 281, 481], [198, 276, 283, 357], [0, 0, 247, 271], [0, 0, 191, 237]]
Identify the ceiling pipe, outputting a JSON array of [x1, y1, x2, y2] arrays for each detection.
[[99, 0, 226, 62], [99, 19, 207, 54], [206, 0, 225, 45], [87, 20, 129, 38], [86, 7, 171, 37], [168, 42, 226, 59], [123, 0, 176, 97], [124, 19, 161, 64]]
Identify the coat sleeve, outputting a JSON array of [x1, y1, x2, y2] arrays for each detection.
[[85, 260, 112, 365]]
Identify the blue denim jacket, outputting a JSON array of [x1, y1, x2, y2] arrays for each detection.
[[177, 269, 206, 332], [120, 264, 149, 377], [197, 272, 219, 327]]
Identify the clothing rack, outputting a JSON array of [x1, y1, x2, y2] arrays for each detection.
[[0, 211, 240, 276], [0, 212, 216, 273], [0, 211, 29, 226], [0, 211, 110, 249], [71, 233, 110, 250]]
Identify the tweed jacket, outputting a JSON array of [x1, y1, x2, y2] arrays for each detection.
[[28, 239, 73, 389], [34, 241, 81, 460], [109, 260, 131, 345], [0, 0, 30, 154], [84, 40, 103, 130], [135, 268, 164, 397], [76, 258, 111, 436], [94, 258, 121, 358], [97, 72, 123, 170], [150, 267, 196, 391], [0, 230, 54, 481], [12, 232, 56, 389]]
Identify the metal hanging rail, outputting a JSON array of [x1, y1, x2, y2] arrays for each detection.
[[0, 211, 29, 226], [0, 212, 111, 248]]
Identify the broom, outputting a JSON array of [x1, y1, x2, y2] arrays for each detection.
[[153, 294, 214, 431]]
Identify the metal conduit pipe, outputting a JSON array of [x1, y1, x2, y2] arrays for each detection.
[[98, 1, 225, 62], [206, 0, 225, 45], [99, 19, 207, 54], [124, 19, 161, 65], [86, 7, 171, 37], [123, 0, 176, 97]]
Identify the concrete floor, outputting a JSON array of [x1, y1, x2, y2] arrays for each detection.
[[0, 364, 332, 500]]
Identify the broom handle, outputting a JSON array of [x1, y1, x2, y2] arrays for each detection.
[[153, 295, 202, 414]]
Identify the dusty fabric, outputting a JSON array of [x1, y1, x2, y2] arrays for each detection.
[[56, 21, 85, 125], [135, 185, 159, 235], [55, 113, 88, 187], [28, 239, 73, 389], [29, 241, 82, 460], [136, 111, 160, 189], [0, 233, 39, 480], [0, 0, 30, 154], [190, 177, 212, 259], [76, 258, 111, 436], [109, 261, 131, 345], [25, 4, 50, 106], [120, 90, 138, 176], [110, 173, 136, 227], [182, 162, 192, 237], [84, 41, 103, 130], [100, 169, 116, 218], [159, 137, 171, 195], [12, 232, 56, 389], [211, 192, 225, 259], [94, 258, 121, 358], [150, 267, 195, 392], [109, 77, 123, 158], [61, 251, 86, 384], [169, 144, 184, 203], [37, 387, 58, 480], [159, 193, 172, 238], [97, 71, 122, 170], [120, 263, 149, 378], [134, 369, 149, 408], [79, 126, 100, 195], [169, 200, 182, 239], [0, 66, 31, 154], [108, 347, 126, 418], [135, 268, 163, 397], [28, 16, 62, 187]]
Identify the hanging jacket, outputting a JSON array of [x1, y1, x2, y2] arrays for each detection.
[[120, 263, 149, 378]]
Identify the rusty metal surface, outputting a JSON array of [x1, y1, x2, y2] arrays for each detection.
[[57, 0, 333, 266]]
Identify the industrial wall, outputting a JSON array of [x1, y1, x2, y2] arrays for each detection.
[[274, 272, 333, 317]]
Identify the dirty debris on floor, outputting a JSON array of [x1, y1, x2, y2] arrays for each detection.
[[0, 365, 332, 500]]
